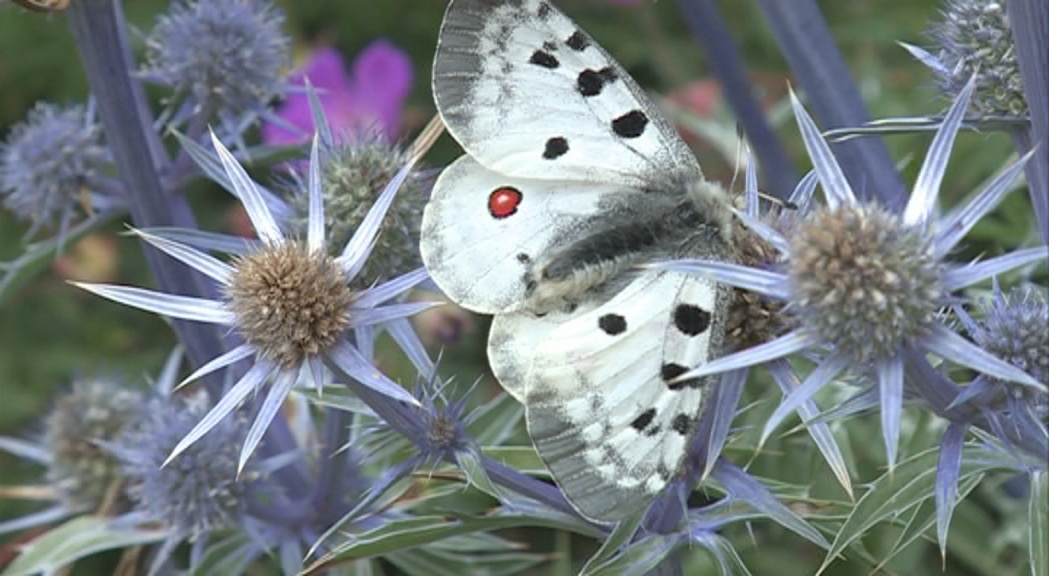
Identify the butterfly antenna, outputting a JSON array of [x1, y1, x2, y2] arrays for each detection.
[[727, 122, 746, 195], [734, 136, 799, 212]]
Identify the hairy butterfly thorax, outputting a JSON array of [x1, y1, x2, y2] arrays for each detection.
[[421, 0, 736, 522], [529, 176, 734, 315]]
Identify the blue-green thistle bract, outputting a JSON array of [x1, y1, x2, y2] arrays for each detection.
[[280, 129, 432, 284]]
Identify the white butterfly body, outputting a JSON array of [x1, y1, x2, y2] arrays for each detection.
[[421, 0, 734, 522]]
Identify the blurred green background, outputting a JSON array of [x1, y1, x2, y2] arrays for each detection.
[[0, 1, 1037, 574]]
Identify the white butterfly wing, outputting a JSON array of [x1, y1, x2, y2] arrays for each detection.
[[421, 155, 634, 314], [518, 269, 724, 522], [433, 0, 700, 187], [488, 298, 602, 403]]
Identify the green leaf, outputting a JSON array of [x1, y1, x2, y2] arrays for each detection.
[[457, 448, 504, 501], [465, 391, 523, 446], [817, 444, 1006, 574], [388, 547, 546, 576], [2, 516, 166, 576], [299, 386, 377, 415], [480, 446, 547, 475], [1030, 472, 1048, 576], [579, 507, 646, 573], [583, 533, 680, 576], [305, 512, 595, 573], [192, 532, 256, 575], [872, 473, 982, 573]]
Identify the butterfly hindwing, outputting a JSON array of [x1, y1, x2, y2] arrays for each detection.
[[487, 299, 598, 403], [513, 269, 723, 522], [433, 0, 701, 187]]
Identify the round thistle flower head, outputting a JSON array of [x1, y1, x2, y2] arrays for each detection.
[[415, 379, 472, 460], [226, 241, 355, 368], [0, 102, 109, 233], [963, 285, 1049, 415], [789, 203, 943, 363], [44, 377, 143, 510], [114, 396, 260, 535], [930, 0, 1026, 116], [143, 0, 289, 114], [286, 133, 428, 284]]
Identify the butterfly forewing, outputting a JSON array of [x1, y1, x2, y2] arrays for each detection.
[[421, 156, 639, 314], [433, 0, 701, 187]]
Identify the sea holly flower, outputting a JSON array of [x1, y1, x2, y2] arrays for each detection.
[[105, 394, 280, 575], [280, 130, 430, 284], [73, 131, 434, 472], [0, 376, 144, 535], [0, 102, 119, 240], [262, 41, 413, 147], [658, 79, 1047, 469], [952, 282, 1048, 434], [141, 0, 291, 142], [903, 0, 1026, 117]]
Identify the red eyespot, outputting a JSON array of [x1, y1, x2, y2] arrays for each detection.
[[488, 187, 522, 219]]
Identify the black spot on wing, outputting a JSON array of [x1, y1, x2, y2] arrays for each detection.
[[674, 304, 711, 336], [672, 414, 690, 435], [631, 408, 657, 431], [657, 463, 674, 481], [577, 67, 618, 97], [543, 137, 569, 159], [661, 363, 688, 381], [598, 313, 627, 336], [612, 110, 648, 138], [566, 30, 589, 51], [529, 50, 559, 69], [537, 1, 552, 19], [663, 363, 703, 391]]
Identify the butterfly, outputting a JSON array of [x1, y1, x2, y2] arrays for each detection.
[[420, 0, 736, 523]]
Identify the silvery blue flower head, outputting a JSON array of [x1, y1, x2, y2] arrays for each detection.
[[0, 102, 115, 237], [929, 0, 1026, 116], [42, 377, 143, 512], [141, 0, 290, 131], [73, 131, 435, 474], [660, 79, 1047, 468], [111, 395, 262, 537], [0, 376, 143, 536], [281, 129, 431, 284], [954, 282, 1048, 424], [106, 393, 287, 575]]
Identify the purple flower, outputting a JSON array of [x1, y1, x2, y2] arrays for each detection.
[[263, 41, 413, 146]]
